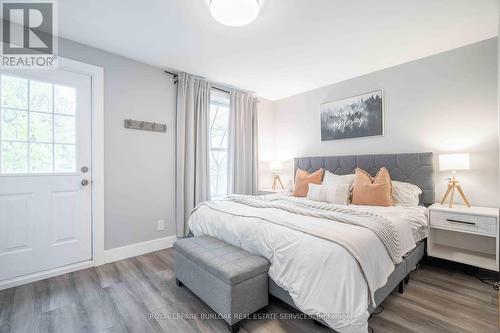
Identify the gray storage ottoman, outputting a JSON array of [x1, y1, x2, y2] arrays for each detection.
[[174, 235, 270, 333]]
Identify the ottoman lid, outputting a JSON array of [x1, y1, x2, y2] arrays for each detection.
[[174, 235, 270, 285]]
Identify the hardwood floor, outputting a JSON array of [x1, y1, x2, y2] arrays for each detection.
[[0, 248, 498, 333]]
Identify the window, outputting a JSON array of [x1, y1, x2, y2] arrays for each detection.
[[209, 89, 230, 197], [0, 75, 77, 174]]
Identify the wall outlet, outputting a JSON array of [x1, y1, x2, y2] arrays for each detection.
[[157, 220, 165, 231]]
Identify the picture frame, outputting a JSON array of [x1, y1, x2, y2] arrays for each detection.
[[320, 90, 384, 141]]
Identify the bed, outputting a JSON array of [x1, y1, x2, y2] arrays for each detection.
[[189, 152, 434, 333]]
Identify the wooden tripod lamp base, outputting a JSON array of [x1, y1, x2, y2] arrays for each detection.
[[269, 161, 285, 192], [440, 177, 471, 208], [439, 154, 471, 208], [272, 174, 285, 191]]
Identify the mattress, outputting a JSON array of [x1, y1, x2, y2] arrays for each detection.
[[189, 197, 428, 333]]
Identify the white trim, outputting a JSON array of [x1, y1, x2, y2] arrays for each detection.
[[57, 57, 105, 267], [102, 236, 177, 265], [89, 63, 105, 266], [0, 260, 93, 291]]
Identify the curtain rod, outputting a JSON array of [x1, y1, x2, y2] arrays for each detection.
[[212, 86, 230, 94], [164, 70, 178, 78], [163, 70, 257, 99], [164, 70, 178, 84], [164, 70, 229, 93]]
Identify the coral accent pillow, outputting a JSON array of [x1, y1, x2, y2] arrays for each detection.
[[293, 168, 324, 197], [351, 168, 393, 206]]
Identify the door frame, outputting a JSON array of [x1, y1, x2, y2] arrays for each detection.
[[0, 57, 105, 290], [50, 57, 106, 265]]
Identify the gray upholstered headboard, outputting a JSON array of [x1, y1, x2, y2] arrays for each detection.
[[294, 152, 435, 205]]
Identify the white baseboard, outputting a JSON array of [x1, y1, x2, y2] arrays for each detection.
[[0, 235, 177, 291], [102, 235, 177, 265], [0, 260, 94, 291]]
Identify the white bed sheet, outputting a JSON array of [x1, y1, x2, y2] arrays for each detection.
[[188, 199, 428, 333]]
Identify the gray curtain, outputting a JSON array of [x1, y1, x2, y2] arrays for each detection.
[[228, 91, 259, 195], [175, 72, 211, 237]]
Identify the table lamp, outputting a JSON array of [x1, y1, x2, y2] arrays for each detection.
[[439, 153, 471, 208], [269, 161, 285, 191]]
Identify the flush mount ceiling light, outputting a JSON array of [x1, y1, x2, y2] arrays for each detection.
[[209, 0, 260, 27]]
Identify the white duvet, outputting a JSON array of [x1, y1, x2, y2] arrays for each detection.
[[188, 198, 428, 333]]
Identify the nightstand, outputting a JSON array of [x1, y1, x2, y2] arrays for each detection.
[[428, 203, 499, 272]]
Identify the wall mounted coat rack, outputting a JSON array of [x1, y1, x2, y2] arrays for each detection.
[[124, 119, 167, 133]]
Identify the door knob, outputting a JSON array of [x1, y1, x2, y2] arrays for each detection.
[[81, 179, 89, 186]]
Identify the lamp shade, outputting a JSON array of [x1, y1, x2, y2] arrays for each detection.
[[269, 161, 283, 173], [439, 153, 470, 171]]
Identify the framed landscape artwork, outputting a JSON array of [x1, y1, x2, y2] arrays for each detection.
[[320, 90, 384, 141]]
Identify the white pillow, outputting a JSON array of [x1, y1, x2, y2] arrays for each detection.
[[306, 183, 328, 202], [392, 181, 422, 206], [322, 170, 356, 188], [307, 183, 350, 205]]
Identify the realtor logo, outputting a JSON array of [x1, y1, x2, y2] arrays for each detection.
[[1, 0, 58, 68]]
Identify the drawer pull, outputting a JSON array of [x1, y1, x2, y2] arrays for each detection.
[[446, 219, 476, 226]]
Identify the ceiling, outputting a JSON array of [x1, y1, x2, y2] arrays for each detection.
[[58, 0, 498, 100]]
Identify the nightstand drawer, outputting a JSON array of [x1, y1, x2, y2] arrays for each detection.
[[431, 211, 497, 236]]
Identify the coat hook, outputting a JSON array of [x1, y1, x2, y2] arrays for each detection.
[[124, 119, 166, 133]]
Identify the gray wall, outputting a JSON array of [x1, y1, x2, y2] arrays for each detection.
[[264, 38, 499, 207], [59, 38, 176, 250]]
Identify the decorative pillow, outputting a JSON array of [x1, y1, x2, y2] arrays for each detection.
[[306, 183, 328, 202], [322, 170, 356, 188], [306, 183, 350, 205], [351, 168, 393, 207], [293, 168, 324, 197], [392, 181, 422, 206]]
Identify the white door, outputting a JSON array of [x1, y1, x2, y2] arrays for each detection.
[[0, 68, 92, 281]]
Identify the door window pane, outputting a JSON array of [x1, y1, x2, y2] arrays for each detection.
[[54, 85, 76, 115], [30, 112, 53, 142], [30, 143, 52, 173], [0, 75, 78, 174], [54, 115, 75, 144], [1, 76, 28, 109], [54, 144, 75, 172], [30, 81, 53, 112], [1, 141, 28, 173], [1, 109, 28, 141]]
